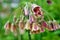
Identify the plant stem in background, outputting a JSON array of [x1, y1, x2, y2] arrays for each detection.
[[20, 35, 23, 40], [14, 36, 18, 40], [28, 30, 31, 40]]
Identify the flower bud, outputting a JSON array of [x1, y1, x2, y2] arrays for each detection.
[[24, 3, 29, 16]]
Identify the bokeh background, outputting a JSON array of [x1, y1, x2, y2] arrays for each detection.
[[0, 0, 60, 40]]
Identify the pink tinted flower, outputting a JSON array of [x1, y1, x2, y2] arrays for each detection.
[[40, 27, 45, 33], [41, 21, 48, 28], [31, 23, 40, 34], [11, 23, 17, 36], [31, 4, 42, 16], [18, 20, 25, 34], [29, 16, 35, 23], [48, 21, 53, 31]]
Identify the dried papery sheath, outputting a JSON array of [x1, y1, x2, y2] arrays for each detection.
[[11, 23, 17, 36], [31, 22, 40, 34]]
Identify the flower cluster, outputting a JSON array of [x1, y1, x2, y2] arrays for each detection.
[[4, 3, 60, 36]]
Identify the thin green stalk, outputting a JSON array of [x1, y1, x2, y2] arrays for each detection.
[[20, 35, 23, 40], [28, 30, 31, 40]]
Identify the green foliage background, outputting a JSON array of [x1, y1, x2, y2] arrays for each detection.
[[0, 0, 60, 40]]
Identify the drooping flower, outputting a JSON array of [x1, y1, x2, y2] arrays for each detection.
[[11, 23, 17, 36], [19, 20, 25, 35], [53, 20, 59, 30], [40, 23, 45, 33], [41, 21, 48, 28], [29, 15, 35, 23], [31, 4, 42, 16], [31, 22, 40, 34], [48, 21, 54, 31], [48, 20, 58, 31], [4, 21, 11, 35], [25, 20, 31, 30]]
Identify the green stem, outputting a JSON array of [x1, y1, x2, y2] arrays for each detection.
[[14, 36, 18, 40], [28, 30, 31, 40], [20, 35, 23, 40]]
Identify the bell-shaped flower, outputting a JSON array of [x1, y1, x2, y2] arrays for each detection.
[[25, 20, 31, 30], [11, 23, 17, 36], [31, 4, 42, 16], [4, 21, 11, 31], [48, 21, 55, 31], [19, 20, 25, 35], [41, 21, 48, 28], [53, 20, 59, 30], [29, 15, 35, 23], [31, 22, 40, 34], [47, 21, 53, 31], [4, 21, 11, 35], [40, 24, 45, 33]]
